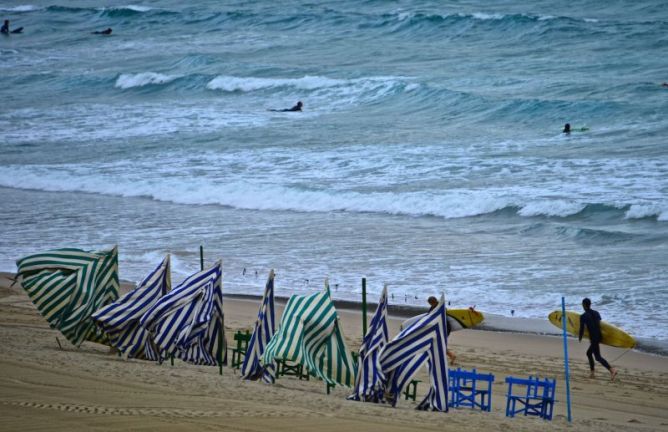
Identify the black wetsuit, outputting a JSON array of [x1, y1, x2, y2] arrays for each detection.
[[1, 23, 9, 35], [579, 309, 612, 371], [269, 105, 302, 112]]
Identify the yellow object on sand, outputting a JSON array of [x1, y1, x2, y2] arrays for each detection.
[[548, 310, 636, 349], [447, 308, 485, 328], [401, 308, 485, 331]]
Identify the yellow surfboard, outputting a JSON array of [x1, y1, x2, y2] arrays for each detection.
[[402, 308, 485, 331], [548, 310, 636, 349], [447, 308, 485, 328]]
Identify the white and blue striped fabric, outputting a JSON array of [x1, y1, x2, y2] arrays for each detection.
[[240, 270, 276, 383], [139, 261, 226, 366], [92, 255, 171, 360], [349, 284, 389, 402], [379, 294, 449, 411]]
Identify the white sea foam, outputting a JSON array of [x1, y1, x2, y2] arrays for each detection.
[[519, 200, 586, 217], [469, 12, 505, 20], [100, 5, 153, 12], [0, 165, 512, 219], [124, 5, 153, 12], [0, 103, 269, 143], [625, 203, 665, 220], [115, 72, 181, 89], [396, 11, 413, 21], [0, 5, 39, 12], [206, 74, 407, 93]]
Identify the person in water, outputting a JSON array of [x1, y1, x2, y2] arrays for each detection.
[[563, 123, 571, 134], [92, 28, 113, 35], [579, 297, 618, 381], [270, 101, 303, 112], [1, 19, 23, 34], [428, 296, 456, 365]]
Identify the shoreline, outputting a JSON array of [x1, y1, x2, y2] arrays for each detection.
[[3, 271, 666, 357], [224, 292, 668, 357]]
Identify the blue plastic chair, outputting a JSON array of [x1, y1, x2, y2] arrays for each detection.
[[448, 368, 495, 411], [505, 375, 556, 420]]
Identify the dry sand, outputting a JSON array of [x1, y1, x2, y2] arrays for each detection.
[[1, 272, 666, 431]]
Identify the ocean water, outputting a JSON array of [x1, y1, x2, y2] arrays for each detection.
[[1, 1, 667, 344]]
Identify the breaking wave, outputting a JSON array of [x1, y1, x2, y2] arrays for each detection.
[[0, 165, 665, 223]]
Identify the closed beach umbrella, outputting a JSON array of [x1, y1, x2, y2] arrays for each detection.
[[379, 294, 449, 411], [349, 284, 389, 401], [16, 246, 120, 347], [92, 255, 171, 360], [140, 261, 226, 366], [262, 283, 356, 386], [241, 269, 276, 382]]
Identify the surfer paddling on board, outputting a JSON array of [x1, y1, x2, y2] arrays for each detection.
[[563, 123, 590, 133], [269, 101, 303, 112], [429, 296, 456, 365], [579, 298, 618, 381], [92, 28, 112, 35], [1, 19, 23, 35]]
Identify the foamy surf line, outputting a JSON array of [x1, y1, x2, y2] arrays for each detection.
[[115, 72, 182, 89], [0, 5, 40, 12], [0, 172, 666, 221], [205, 74, 413, 93]]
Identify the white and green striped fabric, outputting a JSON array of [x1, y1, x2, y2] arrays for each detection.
[[16, 246, 120, 347], [261, 287, 356, 386]]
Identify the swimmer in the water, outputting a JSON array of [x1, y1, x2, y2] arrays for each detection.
[[269, 101, 303, 112], [1, 19, 23, 34]]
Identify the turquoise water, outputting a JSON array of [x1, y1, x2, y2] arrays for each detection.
[[1, 1, 667, 342]]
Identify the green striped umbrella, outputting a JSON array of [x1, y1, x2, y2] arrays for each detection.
[[16, 246, 120, 347], [262, 284, 356, 386]]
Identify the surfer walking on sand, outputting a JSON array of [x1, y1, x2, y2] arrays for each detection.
[[579, 297, 618, 381], [428, 296, 456, 365]]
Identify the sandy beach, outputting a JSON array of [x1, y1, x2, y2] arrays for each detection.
[[1, 272, 666, 432]]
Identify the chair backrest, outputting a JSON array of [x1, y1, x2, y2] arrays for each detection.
[[526, 375, 539, 398], [505, 376, 534, 396], [450, 367, 495, 381], [449, 367, 495, 411], [541, 377, 556, 399], [506, 375, 555, 399], [234, 330, 251, 349]]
